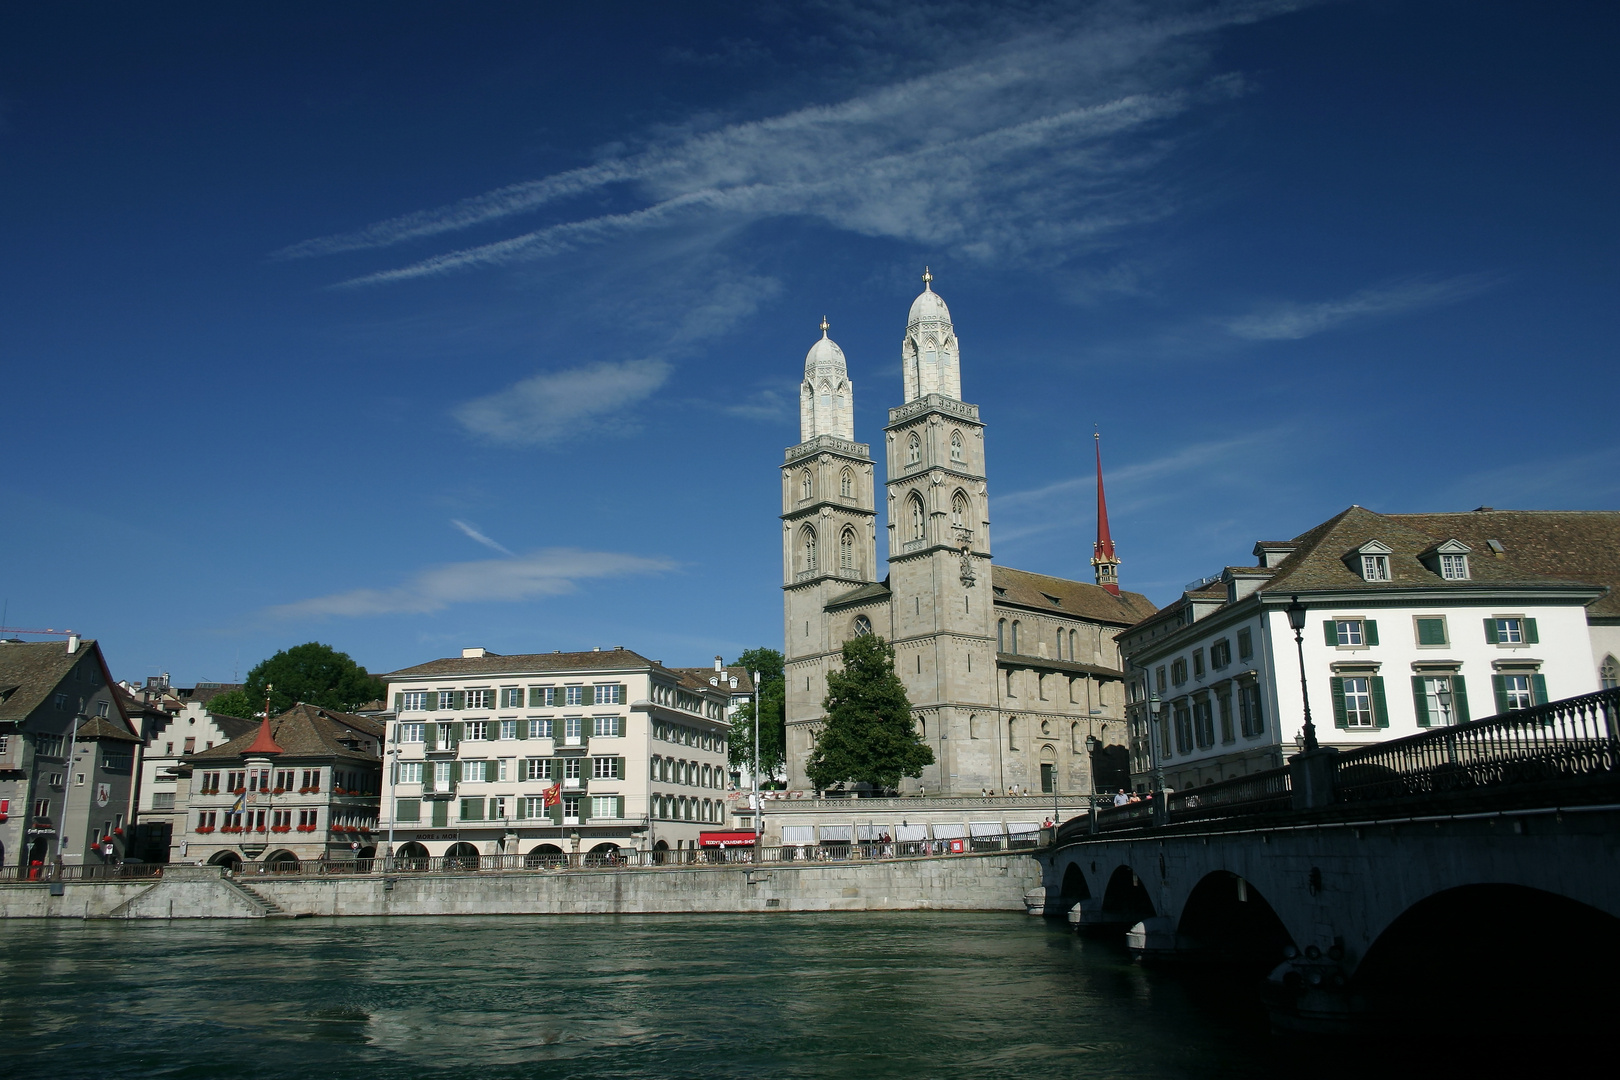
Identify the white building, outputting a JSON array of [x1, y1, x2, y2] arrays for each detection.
[[137, 701, 256, 848], [1120, 505, 1611, 791], [380, 647, 734, 861]]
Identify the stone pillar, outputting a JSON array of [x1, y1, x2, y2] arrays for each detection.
[[1289, 747, 1341, 810]]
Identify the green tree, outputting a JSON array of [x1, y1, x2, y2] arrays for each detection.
[[204, 689, 256, 719], [244, 642, 385, 717], [728, 647, 786, 784], [806, 634, 932, 791]]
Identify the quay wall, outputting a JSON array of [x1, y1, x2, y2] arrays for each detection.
[[0, 854, 1042, 920]]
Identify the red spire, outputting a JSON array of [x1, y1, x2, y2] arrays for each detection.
[[245, 714, 284, 756], [1091, 432, 1121, 595]]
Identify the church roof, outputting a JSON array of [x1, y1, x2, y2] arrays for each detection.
[[908, 284, 951, 325], [804, 334, 848, 382], [991, 566, 1156, 625], [825, 580, 893, 610]]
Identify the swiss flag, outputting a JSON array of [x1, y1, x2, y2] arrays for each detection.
[[542, 782, 562, 808]]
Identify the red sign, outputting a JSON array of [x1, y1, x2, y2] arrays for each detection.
[[948, 838, 965, 854], [699, 831, 758, 848], [541, 783, 561, 808]]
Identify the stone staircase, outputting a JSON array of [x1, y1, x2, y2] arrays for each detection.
[[222, 876, 298, 918]]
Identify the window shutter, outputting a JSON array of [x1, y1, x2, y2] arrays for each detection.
[[1532, 674, 1549, 705], [431, 799, 448, 828], [616, 796, 625, 819], [528, 687, 541, 707], [1484, 619, 1498, 645], [426, 694, 438, 712], [1371, 676, 1389, 728], [1451, 676, 1471, 723], [1492, 675, 1509, 714], [515, 797, 527, 820], [516, 721, 527, 741], [1323, 620, 1337, 647], [618, 683, 628, 704], [1411, 677, 1431, 728], [424, 724, 437, 752], [487, 798, 501, 820], [1365, 620, 1379, 647], [450, 760, 462, 787], [1525, 618, 1539, 645], [393, 693, 403, 712], [1330, 679, 1348, 729], [583, 717, 594, 739], [547, 797, 562, 825], [421, 766, 434, 793], [453, 691, 466, 710], [452, 722, 464, 744], [582, 686, 595, 707], [578, 796, 590, 824], [615, 756, 626, 780]]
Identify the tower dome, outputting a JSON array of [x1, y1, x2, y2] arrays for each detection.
[[800, 317, 855, 442], [901, 268, 962, 402]]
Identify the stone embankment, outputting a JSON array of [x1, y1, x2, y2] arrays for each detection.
[[0, 854, 1041, 919]]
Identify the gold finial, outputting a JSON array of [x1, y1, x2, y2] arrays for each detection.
[[820, 316, 829, 337], [922, 266, 933, 288]]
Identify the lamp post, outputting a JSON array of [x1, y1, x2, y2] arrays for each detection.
[[752, 670, 762, 855], [1286, 595, 1320, 753], [1147, 691, 1163, 792]]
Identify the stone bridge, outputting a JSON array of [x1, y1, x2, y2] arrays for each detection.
[[1027, 687, 1620, 1033]]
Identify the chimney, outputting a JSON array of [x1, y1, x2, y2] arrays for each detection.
[[715, 655, 724, 673], [66, 634, 80, 654], [461, 647, 487, 659]]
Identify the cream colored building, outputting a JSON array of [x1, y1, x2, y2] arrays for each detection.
[[782, 275, 1156, 798], [380, 648, 733, 861]]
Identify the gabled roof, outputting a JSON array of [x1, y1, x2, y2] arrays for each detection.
[[669, 666, 756, 695], [183, 704, 384, 765], [385, 648, 660, 681], [75, 714, 141, 743], [991, 565, 1157, 625], [825, 579, 893, 610], [0, 640, 133, 734]]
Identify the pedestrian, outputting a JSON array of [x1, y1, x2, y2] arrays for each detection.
[[1113, 788, 1130, 807]]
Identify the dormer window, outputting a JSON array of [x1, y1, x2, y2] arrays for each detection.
[[1440, 553, 1469, 580], [1349, 540, 1394, 581]]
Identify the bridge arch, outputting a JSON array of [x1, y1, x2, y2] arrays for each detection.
[[1101, 865, 1155, 922], [1054, 863, 1090, 914], [1176, 871, 1294, 970]]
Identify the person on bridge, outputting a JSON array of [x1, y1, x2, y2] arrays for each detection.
[[1114, 789, 1131, 807]]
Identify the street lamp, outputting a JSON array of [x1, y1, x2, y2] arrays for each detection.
[[1286, 595, 1320, 753], [752, 670, 762, 856], [1147, 691, 1163, 795]]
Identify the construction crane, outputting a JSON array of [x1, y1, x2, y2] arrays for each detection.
[[0, 626, 77, 636]]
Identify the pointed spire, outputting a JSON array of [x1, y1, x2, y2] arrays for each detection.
[[1091, 430, 1120, 595], [921, 265, 933, 290], [820, 315, 829, 338], [245, 713, 285, 756]]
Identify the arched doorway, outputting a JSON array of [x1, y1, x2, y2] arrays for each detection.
[[1176, 871, 1294, 971], [445, 842, 480, 870], [263, 850, 300, 874], [209, 850, 242, 871], [395, 841, 429, 870], [524, 843, 564, 869], [586, 842, 620, 867]]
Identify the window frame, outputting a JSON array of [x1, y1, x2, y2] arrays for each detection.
[[1414, 615, 1449, 648]]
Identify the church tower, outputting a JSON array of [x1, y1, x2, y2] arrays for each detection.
[[883, 270, 997, 794], [782, 320, 879, 783], [1091, 433, 1121, 595]]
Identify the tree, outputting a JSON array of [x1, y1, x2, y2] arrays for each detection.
[[243, 642, 385, 717], [806, 634, 932, 791], [205, 689, 256, 719], [728, 647, 786, 784]]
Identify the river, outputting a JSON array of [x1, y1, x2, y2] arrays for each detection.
[[0, 911, 1507, 1079]]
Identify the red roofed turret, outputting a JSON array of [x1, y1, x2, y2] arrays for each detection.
[[1091, 432, 1121, 595], [244, 715, 284, 756]]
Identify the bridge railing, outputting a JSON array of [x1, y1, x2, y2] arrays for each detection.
[[0, 862, 165, 882], [1332, 686, 1619, 803], [1167, 766, 1293, 820]]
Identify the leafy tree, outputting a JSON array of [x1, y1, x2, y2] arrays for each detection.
[[205, 689, 256, 719], [806, 634, 932, 791], [243, 643, 386, 717], [728, 647, 786, 783]]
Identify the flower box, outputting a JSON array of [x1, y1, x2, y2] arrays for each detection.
[[195, 827, 214, 834], [298, 787, 311, 794], [271, 826, 291, 833], [272, 788, 285, 795]]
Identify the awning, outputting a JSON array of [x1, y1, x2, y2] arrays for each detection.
[[818, 825, 852, 842], [699, 831, 757, 848], [1006, 822, 1041, 836], [857, 825, 891, 840], [781, 826, 815, 844], [969, 822, 1005, 837], [931, 823, 966, 839], [895, 825, 927, 841]]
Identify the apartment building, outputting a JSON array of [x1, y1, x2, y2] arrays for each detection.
[[380, 647, 733, 861]]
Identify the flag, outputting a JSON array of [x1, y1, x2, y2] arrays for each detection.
[[231, 792, 245, 813], [541, 782, 561, 808]]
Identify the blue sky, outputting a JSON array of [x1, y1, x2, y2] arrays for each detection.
[[3, 1, 1616, 686]]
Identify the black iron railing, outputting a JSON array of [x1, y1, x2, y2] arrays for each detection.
[[1167, 766, 1293, 820], [1332, 686, 1618, 803], [0, 863, 164, 882]]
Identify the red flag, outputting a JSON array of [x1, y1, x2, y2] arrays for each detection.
[[542, 782, 561, 808]]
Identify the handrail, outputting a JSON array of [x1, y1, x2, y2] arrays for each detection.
[[0, 863, 164, 882]]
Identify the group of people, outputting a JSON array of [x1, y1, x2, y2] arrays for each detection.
[[1112, 788, 1153, 806]]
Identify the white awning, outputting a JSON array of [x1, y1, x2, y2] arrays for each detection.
[[818, 825, 852, 841], [895, 825, 927, 841], [781, 826, 815, 844], [1006, 822, 1041, 836], [969, 822, 1005, 837], [857, 825, 890, 840], [931, 823, 966, 839]]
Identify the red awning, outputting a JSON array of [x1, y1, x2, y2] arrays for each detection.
[[699, 831, 757, 848]]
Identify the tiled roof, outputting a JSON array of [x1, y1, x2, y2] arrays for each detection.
[[825, 580, 893, 609], [76, 714, 141, 743], [183, 704, 385, 764], [384, 648, 660, 680], [669, 666, 756, 694], [991, 565, 1157, 625], [0, 640, 132, 733]]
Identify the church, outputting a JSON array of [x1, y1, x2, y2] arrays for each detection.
[[780, 272, 1157, 797]]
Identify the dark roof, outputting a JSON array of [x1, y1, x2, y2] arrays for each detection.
[[1262, 506, 1604, 599], [384, 648, 661, 680], [1389, 510, 1620, 617], [669, 666, 756, 694], [183, 704, 385, 765], [0, 640, 127, 728], [825, 580, 893, 610], [76, 714, 141, 743], [177, 683, 243, 705], [991, 565, 1157, 625]]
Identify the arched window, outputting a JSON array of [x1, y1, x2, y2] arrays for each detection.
[[840, 527, 856, 570], [1603, 655, 1619, 689], [650, 757, 659, 780], [969, 713, 980, 739], [997, 619, 1007, 651], [1071, 722, 1082, 752], [840, 468, 854, 498], [909, 494, 926, 541], [952, 491, 968, 528], [1070, 630, 1078, 660], [853, 614, 872, 636], [907, 432, 922, 465], [950, 430, 964, 463], [800, 470, 813, 500], [1056, 629, 1065, 660], [1011, 620, 1020, 654], [801, 526, 818, 572], [1008, 718, 1019, 750]]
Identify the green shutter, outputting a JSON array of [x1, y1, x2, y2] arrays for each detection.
[[426, 693, 438, 712], [425, 724, 437, 751], [393, 693, 403, 712], [1330, 678, 1348, 729], [1411, 677, 1431, 727], [450, 760, 462, 786], [422, 765, 434, 793], [1532, 674, 1548, 705], [1525, 618, 1539, 645], [431, 799, 448, 827], [1323, 620, 1338, 647], [516, 796, 527, 820], [453, 691, 466, 710], [1484, 619, 1498, 645], [1417, 618, 1446, 646], [516, 720, 528, 741], [1492, 675, 1509, 714], [582, 686, 595, 706], [615, 756, 626, 780], [582, 717, 594, 739], [578, 795, 590, 824], [488, 798, 501, 820], [451, 722, 464, 744], [1452, 676, 1471, 723], [528, 687, 541, 707], [397, 798, 420, 823], [1365, 620, 1379, 647], [616, 796, 625, 819], [618, 683, 627, 704], [1371, 676, 1389, 728], [548, 797, 563, 825]]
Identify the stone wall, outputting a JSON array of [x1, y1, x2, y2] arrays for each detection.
[[0, 852, 1042, 920]]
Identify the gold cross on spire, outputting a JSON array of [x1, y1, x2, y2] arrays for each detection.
[[922, 266, 933, 288], [820, 316, 829, 337]]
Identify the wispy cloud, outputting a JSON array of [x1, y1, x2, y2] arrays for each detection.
[[268, 548, 674, 618], [281, 3, 1309, 287], [450, 519, 513, 556], [453, 358, 671, 446], [1225, 273, 1500, 341]]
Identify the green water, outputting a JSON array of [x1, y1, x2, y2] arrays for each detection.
[[0, 913, 1318, 1079]]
